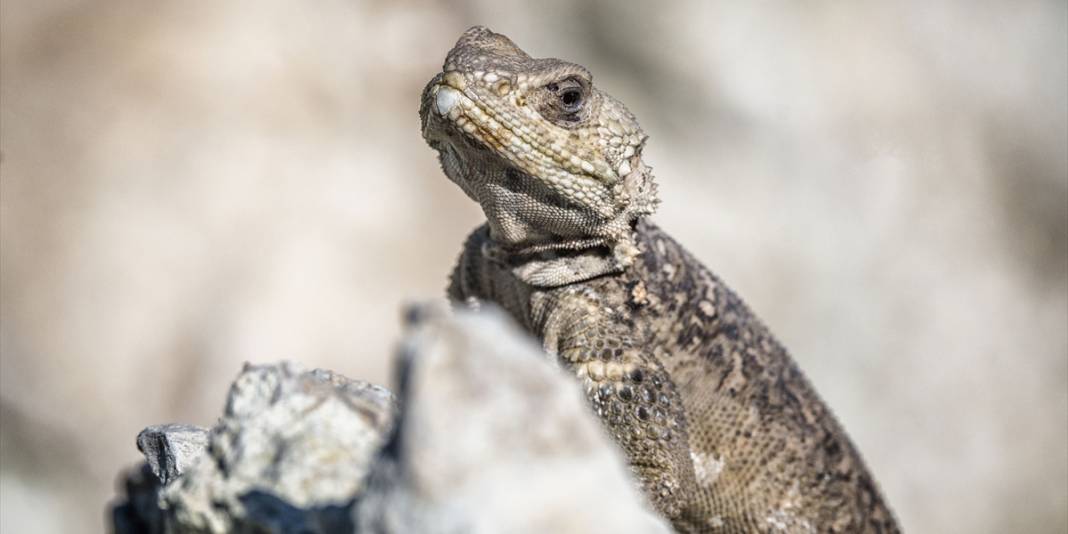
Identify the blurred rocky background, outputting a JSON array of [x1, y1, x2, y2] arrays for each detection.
[[1, 0, 1065, 532]]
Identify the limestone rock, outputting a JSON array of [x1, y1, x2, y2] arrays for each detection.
[[112, 307, 669, 534], [136, 424, 210, 485], [112, 463, 166, 534], [354, 305, 672, 534], [114, 362, 396, 534]]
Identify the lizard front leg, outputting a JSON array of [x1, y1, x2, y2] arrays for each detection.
[[542, 298, 703, 530]]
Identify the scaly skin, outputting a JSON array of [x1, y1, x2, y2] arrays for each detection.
[[421, 26, 899, 533]]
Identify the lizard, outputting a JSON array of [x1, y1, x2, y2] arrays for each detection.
[[419, 26, 900, 533]]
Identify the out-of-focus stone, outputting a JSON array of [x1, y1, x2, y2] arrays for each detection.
[[136, 424, 210, 485], [354, 305, 672, 534], [112, 307, 675, 533], [111, 463, 165, 534], [112, 362, 397, 534]]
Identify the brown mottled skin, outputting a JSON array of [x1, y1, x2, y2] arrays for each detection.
[[421, 26, 899, 533]]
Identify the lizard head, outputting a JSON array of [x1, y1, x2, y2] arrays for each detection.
[[421, 26, 659, 285]]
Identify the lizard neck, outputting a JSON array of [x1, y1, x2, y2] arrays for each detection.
[[481, 221, 643, 288], [470, 158, 658, 288]]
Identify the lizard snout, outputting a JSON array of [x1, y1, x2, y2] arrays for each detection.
[[434, 85, 462, 117]]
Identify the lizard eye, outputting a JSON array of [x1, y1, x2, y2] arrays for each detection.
[[560, 87, 583, 111], [545, 77, 587, 118]]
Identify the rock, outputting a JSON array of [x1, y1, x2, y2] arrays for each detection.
[[111, 306, 669, 534], [111, 463, 165, 534], [354, 305, 672, 534], [113, 362, 397, 534], [136, 424, 210, 485]]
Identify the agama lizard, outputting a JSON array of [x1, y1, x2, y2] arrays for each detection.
[[420, 26, 899, 533]]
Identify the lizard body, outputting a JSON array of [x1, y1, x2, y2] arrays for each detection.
[[420, 26, 899, 533]]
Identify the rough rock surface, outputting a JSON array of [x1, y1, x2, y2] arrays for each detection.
[[354, 305, 672, 534], [112, 307, 670, 534], [136, 425, 210, 486], [113, 362, 397, 533]]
